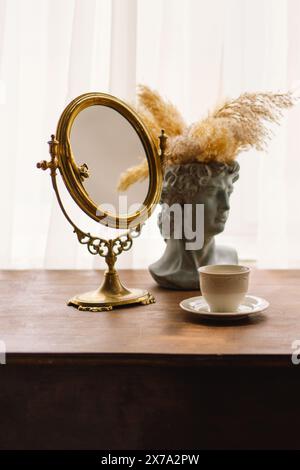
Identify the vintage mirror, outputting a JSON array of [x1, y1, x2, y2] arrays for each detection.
[[37, 93, 165, 311]]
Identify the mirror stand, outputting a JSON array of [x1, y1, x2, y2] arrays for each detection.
[[37, 135, 156, 312], [68, 237, 155, 312], [68, 226, 155, 312]]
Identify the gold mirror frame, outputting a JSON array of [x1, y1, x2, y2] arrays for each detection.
[[37, 92, 166, 312], [56, 92, 162, 229]]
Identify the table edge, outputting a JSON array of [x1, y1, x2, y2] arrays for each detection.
[[2, 352, 296, 368]]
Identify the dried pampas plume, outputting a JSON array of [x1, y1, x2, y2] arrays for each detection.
[[117, 86, 297, 191], [117, 159, 148, 192], [137, 85, 186, 137]]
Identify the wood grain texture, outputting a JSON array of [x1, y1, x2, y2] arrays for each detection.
[[1, 364, 300, 450], [0, 269, 300, 364], [1, 269, 300, 449]]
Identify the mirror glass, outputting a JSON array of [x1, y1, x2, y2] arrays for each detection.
[[70, 105, 149, 217]]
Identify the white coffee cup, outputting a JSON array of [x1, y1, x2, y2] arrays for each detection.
[[198, 265, 250, 313]]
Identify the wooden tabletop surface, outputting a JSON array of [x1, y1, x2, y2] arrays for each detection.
[[1, 269, 300, 365]]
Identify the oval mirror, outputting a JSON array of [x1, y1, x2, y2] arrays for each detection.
[[38, 92, 165, 312], [56, 93, 162, 229], [70, 105, 149, 219]]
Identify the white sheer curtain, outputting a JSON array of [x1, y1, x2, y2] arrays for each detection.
[[0, 0, 299, 269]]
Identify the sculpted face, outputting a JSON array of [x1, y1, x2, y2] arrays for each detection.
[[193, 173, 234, 237], [159, 163, 239, 247]]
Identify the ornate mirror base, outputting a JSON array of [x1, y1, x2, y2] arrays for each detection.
[[67, 271, 155, 312]]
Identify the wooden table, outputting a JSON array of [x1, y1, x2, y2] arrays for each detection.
[[0, 269, 300, 449]]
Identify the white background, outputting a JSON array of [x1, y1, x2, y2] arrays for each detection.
[[0, 0, 300, 269]]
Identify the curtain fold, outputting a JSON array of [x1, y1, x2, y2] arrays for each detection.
[[0, 0, 299, 269]]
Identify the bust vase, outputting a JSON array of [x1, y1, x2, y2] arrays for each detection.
[[149, 161, 240, 290]]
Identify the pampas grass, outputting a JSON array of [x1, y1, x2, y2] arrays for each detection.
[[117, 159, 148, 192], [117, 86, 296, 191], [138, 85, 186, 137], [136, 107, 161, 150]]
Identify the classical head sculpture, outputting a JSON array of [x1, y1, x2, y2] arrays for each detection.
[[150, 161, 240, 289], [117, 85, 295, 289], [159, 161, 240, 238]]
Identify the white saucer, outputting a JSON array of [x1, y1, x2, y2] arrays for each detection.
[[179, 295, 269, 321]]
